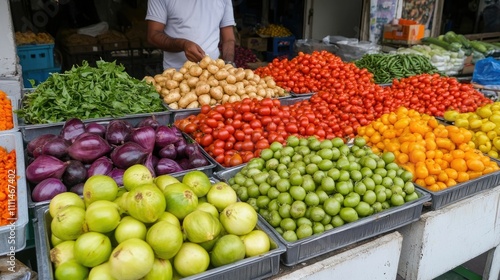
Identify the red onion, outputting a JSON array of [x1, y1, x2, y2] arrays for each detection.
[[128, 126, 156, 153], [87, 156, 114, 178], [107, 168, 125, 186], [137, 116, 160, 130], [175, 138, 188, 158], [189, 150, 209, 168], [110, 142, 148, 169], [27, 134, 57, 156], [26, 155, 69, 184], [105, 120, 132, 145], [62, 160, 87, 187], [70, 183, 85, 195], [60, 118, 86, 142], [67, 134, 112, 163], [143, 153, 157, 178], [86, 122, 107, 137], [32, 178, 67, 202], [41, 136, 70, 159], [159, 144, 177, 159], [155, 158, 183, 175], [155, 125, 181, 148]]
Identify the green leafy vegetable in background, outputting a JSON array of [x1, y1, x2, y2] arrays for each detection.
[[17, 60, 165, 124]]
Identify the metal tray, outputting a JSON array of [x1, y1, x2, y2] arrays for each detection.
[[279, 95, 311, 106], [215, 166, 431, 266], [290, 92, 315, 97], [19, 111, 172, 143], [0, 132, 29, 256], [34, 201, 286, 280], [0, 96, 19, 134], [415, 168, 500, 210]]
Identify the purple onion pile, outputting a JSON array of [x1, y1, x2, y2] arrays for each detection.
[[25, 117, 210, 202]]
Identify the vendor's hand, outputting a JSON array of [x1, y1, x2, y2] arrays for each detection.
[[183, 41, 205, 62]]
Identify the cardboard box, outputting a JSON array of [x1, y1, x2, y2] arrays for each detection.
[[241, 37, 268, 51], [383, 19, 425, 45]]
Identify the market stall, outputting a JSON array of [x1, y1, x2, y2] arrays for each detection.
[[3, 1, 500, 280]]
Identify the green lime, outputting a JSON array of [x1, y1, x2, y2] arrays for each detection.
[[331, 137, 345, 148], [309, 206, 326, 222], [339, 207, 359, 223], [290, 186, 307, 201], [362, 190, 377, 205], [381, 152, 395, 164], [304, 192, 320, 207], [313, 222, 325, 234], [282, 230, 298, 242], [290, 200, 307, 219], [267, 187, 280, 199], [277, 192, 293, 205], [278, 204, 292, 219], [236, 187, 249, 202], [355, 201, 373, 217], [276, 179, 291, 192], [327, 168, 341, 180], [343, 192, 361, 208], [316, 189, 329, 204], [323, 197, 341, 216], [266, 210, 282, 227], [270, 142, 283, 152], [354, 182, 367, 195], [296, 224, 313, 239], [256, 196, 271, 209], [331, 215, 345, 227], [353, 137, 367, 147], [296, 217, 313, 227], [391, 193, 405, 206], [319, 139, 333, 149], [321, 177, 336, 194], [286, 135, 300, 147]]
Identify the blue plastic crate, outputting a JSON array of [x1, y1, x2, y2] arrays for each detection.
[[22, 67, 61, 88], [17, 44, 55, 71], [270, 36, 295, 55]]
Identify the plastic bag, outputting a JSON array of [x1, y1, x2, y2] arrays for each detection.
[[294, 39, 338, 54], [472, 57, 500, 85]]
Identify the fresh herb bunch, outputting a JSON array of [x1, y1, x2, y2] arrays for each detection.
[[17, 60, 165, 124]]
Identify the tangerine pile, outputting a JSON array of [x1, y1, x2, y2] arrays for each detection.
[[357, 107, 500, 191]]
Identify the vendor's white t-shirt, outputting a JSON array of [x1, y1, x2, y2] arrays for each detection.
[[146, 0, 235, 70]]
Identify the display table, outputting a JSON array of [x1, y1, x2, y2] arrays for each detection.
[[271, 231, 403, 280], [397, 186, 500, 280]]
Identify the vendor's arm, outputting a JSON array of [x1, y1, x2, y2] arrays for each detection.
[[147, 20, 206, 62], [220, 26, 236, 62]]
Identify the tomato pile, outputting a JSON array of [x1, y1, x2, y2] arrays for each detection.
[[254, 51, 374, 94], [175, 51, 493, 168]]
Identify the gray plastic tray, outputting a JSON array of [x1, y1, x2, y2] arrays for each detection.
[[215, 166, 431, 266], [415, 167, 500, 210], [0, 96, 19, 134], [0, 132, 29, 256], [34, 199, 286, 279], [290, 92, 315, 97], [19, 111, 172, 143]]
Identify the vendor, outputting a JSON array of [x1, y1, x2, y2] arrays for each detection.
[[145, 0, 236, 70]]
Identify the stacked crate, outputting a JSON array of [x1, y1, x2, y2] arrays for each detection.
[[17, 42, 60, 88]]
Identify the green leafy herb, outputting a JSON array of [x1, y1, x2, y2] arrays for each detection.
[[17, 60, 165, 124]]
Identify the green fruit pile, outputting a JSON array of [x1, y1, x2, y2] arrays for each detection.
[[227, 136, 420, 242], [48, 168, 272, 280]]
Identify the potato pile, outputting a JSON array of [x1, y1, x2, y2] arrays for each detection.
[[144, 56, 288, 109]]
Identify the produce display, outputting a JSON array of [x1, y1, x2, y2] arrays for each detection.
[[0, 146, 16, 226], [47, 168, 273, 279], [393, 44, 467, 76], [16, 60, 165, 124], [357, 107, 500, 191], [0, 90, 14, 131], [354, 53, 440, 84], [176, 72, 491, 168], [254, 51, 364, 94], [144, 56, 288, 109], [257, 24, 293, 37], [234, 45, 259, 69], [25, 117, 210, 203], [227, 136, 419, 241], [421, 31, 500, 63], [443, 102, 500, 159], [15, 31, 54, 45]]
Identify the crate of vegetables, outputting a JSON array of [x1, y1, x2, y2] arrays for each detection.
[[24, 117, 215, 208], [34, 169, 286, 280], [0, 91, 19, 134], [16, 60, 169, 128], [215, 136, 431, 266], [0, 132, 29, 255]]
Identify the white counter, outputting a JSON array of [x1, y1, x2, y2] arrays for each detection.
[[397, 186, 500, 280]]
